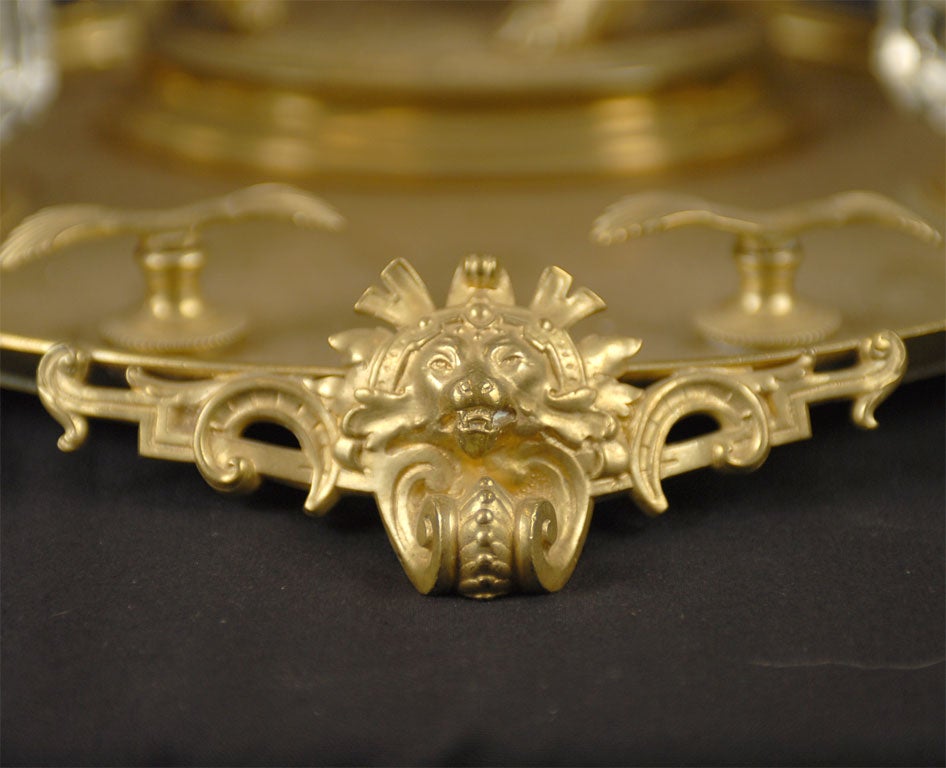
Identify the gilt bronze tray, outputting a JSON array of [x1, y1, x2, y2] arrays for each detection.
[[1, 1, 943, 599]]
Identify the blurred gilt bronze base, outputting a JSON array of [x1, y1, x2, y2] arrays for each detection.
[[116, 1, 792, 178]]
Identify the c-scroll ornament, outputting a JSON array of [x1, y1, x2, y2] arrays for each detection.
[[3, 186, 930, 598]]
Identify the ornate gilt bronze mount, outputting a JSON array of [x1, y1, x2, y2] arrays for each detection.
[[1, 186, 935, 598], [593, 191, 942, 349]]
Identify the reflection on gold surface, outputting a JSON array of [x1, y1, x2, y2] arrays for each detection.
[[117, 61, 789, 178], [112, 1, 791, 178], [763, 0, 874, 70], [55, 0, 156, 71]]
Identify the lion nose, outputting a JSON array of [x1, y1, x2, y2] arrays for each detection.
[[450, 370, 502, 408]]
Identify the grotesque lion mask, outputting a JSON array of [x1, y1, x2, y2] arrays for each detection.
[[330, 255, 643, 598]]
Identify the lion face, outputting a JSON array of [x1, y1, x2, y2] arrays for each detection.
[[410, 327, 550, 458], [333, 257, 641, 468], [329, 257, 644, 597]]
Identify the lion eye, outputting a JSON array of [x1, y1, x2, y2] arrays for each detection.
[[497, 350, 526, 370], [428, 354, 456, 375]]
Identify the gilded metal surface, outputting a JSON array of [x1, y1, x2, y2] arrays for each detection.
[[3, 36, 943, 375], [15, 225, 908, 596], [115, 1, 790, 177], [593, 191, 943, 349], [54, 0, 154, 71], [497, 0, 645, 50], [1, 184, 343, 352], [762, 0, 874, 69], [0, 3, 943, 600]]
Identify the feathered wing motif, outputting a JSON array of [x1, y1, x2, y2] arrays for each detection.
[[0, 183, 345, 271], [591, 190, 943, 245]]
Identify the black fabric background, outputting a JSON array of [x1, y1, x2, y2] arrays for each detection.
[[2, 377, 943, 767]]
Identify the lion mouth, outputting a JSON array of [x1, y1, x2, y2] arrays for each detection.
[[456, 406, 515, 434]]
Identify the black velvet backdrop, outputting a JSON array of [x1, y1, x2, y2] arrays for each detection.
[[2, 377, 943, 766]]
